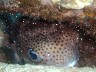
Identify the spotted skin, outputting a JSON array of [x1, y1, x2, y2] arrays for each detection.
[[17, 22, 79, 67]]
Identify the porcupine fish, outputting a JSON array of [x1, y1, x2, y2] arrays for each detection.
[[17, 21, 79, 67]]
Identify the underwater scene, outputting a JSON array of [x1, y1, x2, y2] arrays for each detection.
[[0, 0, 96, 72]]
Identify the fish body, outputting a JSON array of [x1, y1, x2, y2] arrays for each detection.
[[17, 22, 79, 67]]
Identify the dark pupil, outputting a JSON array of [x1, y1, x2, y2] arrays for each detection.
[[29, 50, 37, 60]]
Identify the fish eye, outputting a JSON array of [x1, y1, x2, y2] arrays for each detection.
[[28, 48, 42, 62]]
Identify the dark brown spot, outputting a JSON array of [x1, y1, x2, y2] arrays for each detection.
[[65, 43, 67, 45], [56, 43, 58, 46], [57, 51, 59, 53], [61, 40, 64, 42], [61, 44, 63, 46], [54, 47, 56, 49], [59, 48, 61, 50], [53, 51, 55, 53], [50, 47, 52, 49]]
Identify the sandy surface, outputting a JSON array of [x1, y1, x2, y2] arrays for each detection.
[[0, 63, 96, 72]]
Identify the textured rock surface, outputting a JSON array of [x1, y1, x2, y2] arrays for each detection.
[[52, 0, 93, 9], [0, 63, 96, 72], [0, 0, 95, 37]]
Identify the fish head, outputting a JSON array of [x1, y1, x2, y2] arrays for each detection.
[[17, 23, 79, 67]]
